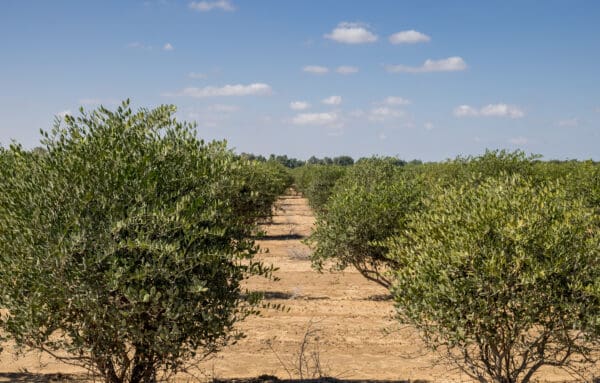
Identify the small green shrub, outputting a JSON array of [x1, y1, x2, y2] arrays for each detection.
[[308, 158, 423, 288], [291, 165, 346, 211], [389, 174, 600, 383], [0, 102, 278, 383]]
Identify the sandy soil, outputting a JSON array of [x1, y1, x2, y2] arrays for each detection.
[[0, 191, 586, 382]]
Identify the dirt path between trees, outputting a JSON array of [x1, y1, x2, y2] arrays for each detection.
[[209, 191, 444, 381], [0, 191, 579, 382], [209, 191, 577, 383]]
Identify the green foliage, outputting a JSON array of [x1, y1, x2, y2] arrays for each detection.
[[232, 159, 293, 226], [389, 174, 600, 383], [0, 102, 279, 383], [533, 160, 600, 215], [308, 158, 424, 288], [415, 149, 539, 189], [291, 165, 346, 211]]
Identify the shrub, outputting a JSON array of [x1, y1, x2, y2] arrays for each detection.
[[291, 165, 346, 211], [389, 174, 600, 383], [308, 158, 424, 288], [0, 102, 277, 383]]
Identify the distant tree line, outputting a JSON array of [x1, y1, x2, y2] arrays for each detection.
[[239, 153, 423, 168]]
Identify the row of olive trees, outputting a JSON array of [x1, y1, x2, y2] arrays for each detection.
[[290, 164, 347, 211], [0, 102, 292, 383], [307, 151, 600, 383]]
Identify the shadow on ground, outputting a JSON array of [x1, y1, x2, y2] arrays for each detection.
[[0, 374, 430, 383], [213, 377, 429, 383], [256, 234, 306, 241], [0, 372, 86, 382]]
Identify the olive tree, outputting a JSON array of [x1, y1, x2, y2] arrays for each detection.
[[308, 158, 423, 288], [0, 102, 276, 383], [389, 174, 600, 383], [291, 165, 346, 211]]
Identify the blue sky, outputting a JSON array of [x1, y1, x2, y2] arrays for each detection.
[[1, 0, 599, 161]]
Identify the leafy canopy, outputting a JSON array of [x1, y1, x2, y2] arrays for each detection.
[[0, 101, 280, 383], [389, 174, 600, 383]]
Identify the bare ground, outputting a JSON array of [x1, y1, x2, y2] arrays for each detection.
[[0, 191, 588, 382]]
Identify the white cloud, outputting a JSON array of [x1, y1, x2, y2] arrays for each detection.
[[322, 95, 342, 105], [188, 72, 207, 79], [378, 132, 387, 140], [454, 103, 524, 119], [336, 66, 359, 75], [189, 0, 235, 11], [369, 107, 405, 121], [453, 105, 479, 117], [290, 101, 310, 111], [509, 136, 528, 145], [324, 22, 378, 44], [163, 43, 174, 51], [424, 122, 434, 131], [292, 112, 338, 126], [480, 104, 525, 118], [56, 110, 72, 118], [383, 96, 411, 106], [303, 65, 329, 74], [387, 56, 467, 73], [557, 118, 579, 127], [389, 30, 431, 44], [164, 83, 272, 97]]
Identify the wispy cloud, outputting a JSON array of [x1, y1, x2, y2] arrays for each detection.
[[303, 65, 329, 74], [389, 30, 431, 44], [324, 22, 378, 44], [292, 112, 338, 126], [336, 66, 359, 75], [164, 83, 272, 97], [387, 57, 467, 73], [127, 42, 152, 50], [453, 105, 479, 117], [322, 95, 342, 105], [383, 96, 411, 106], [424, 122, 434, 131], [368, 107, 405, 122], [290, 101, 310, 111], [454, 103, 525, 119], [189, 0, 235, 12], [557, 118, 579, 127], [480, 104, 524, 118], [163, 43, 174, 51]]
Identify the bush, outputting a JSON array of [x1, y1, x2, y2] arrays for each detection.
[[233, 159, 293, 226], [308, 158, 424, 288], [389, 174, 600, 383], [291, 165, 346, 211], [0, 102, 277, 383], [415, 149, 538, 190]]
